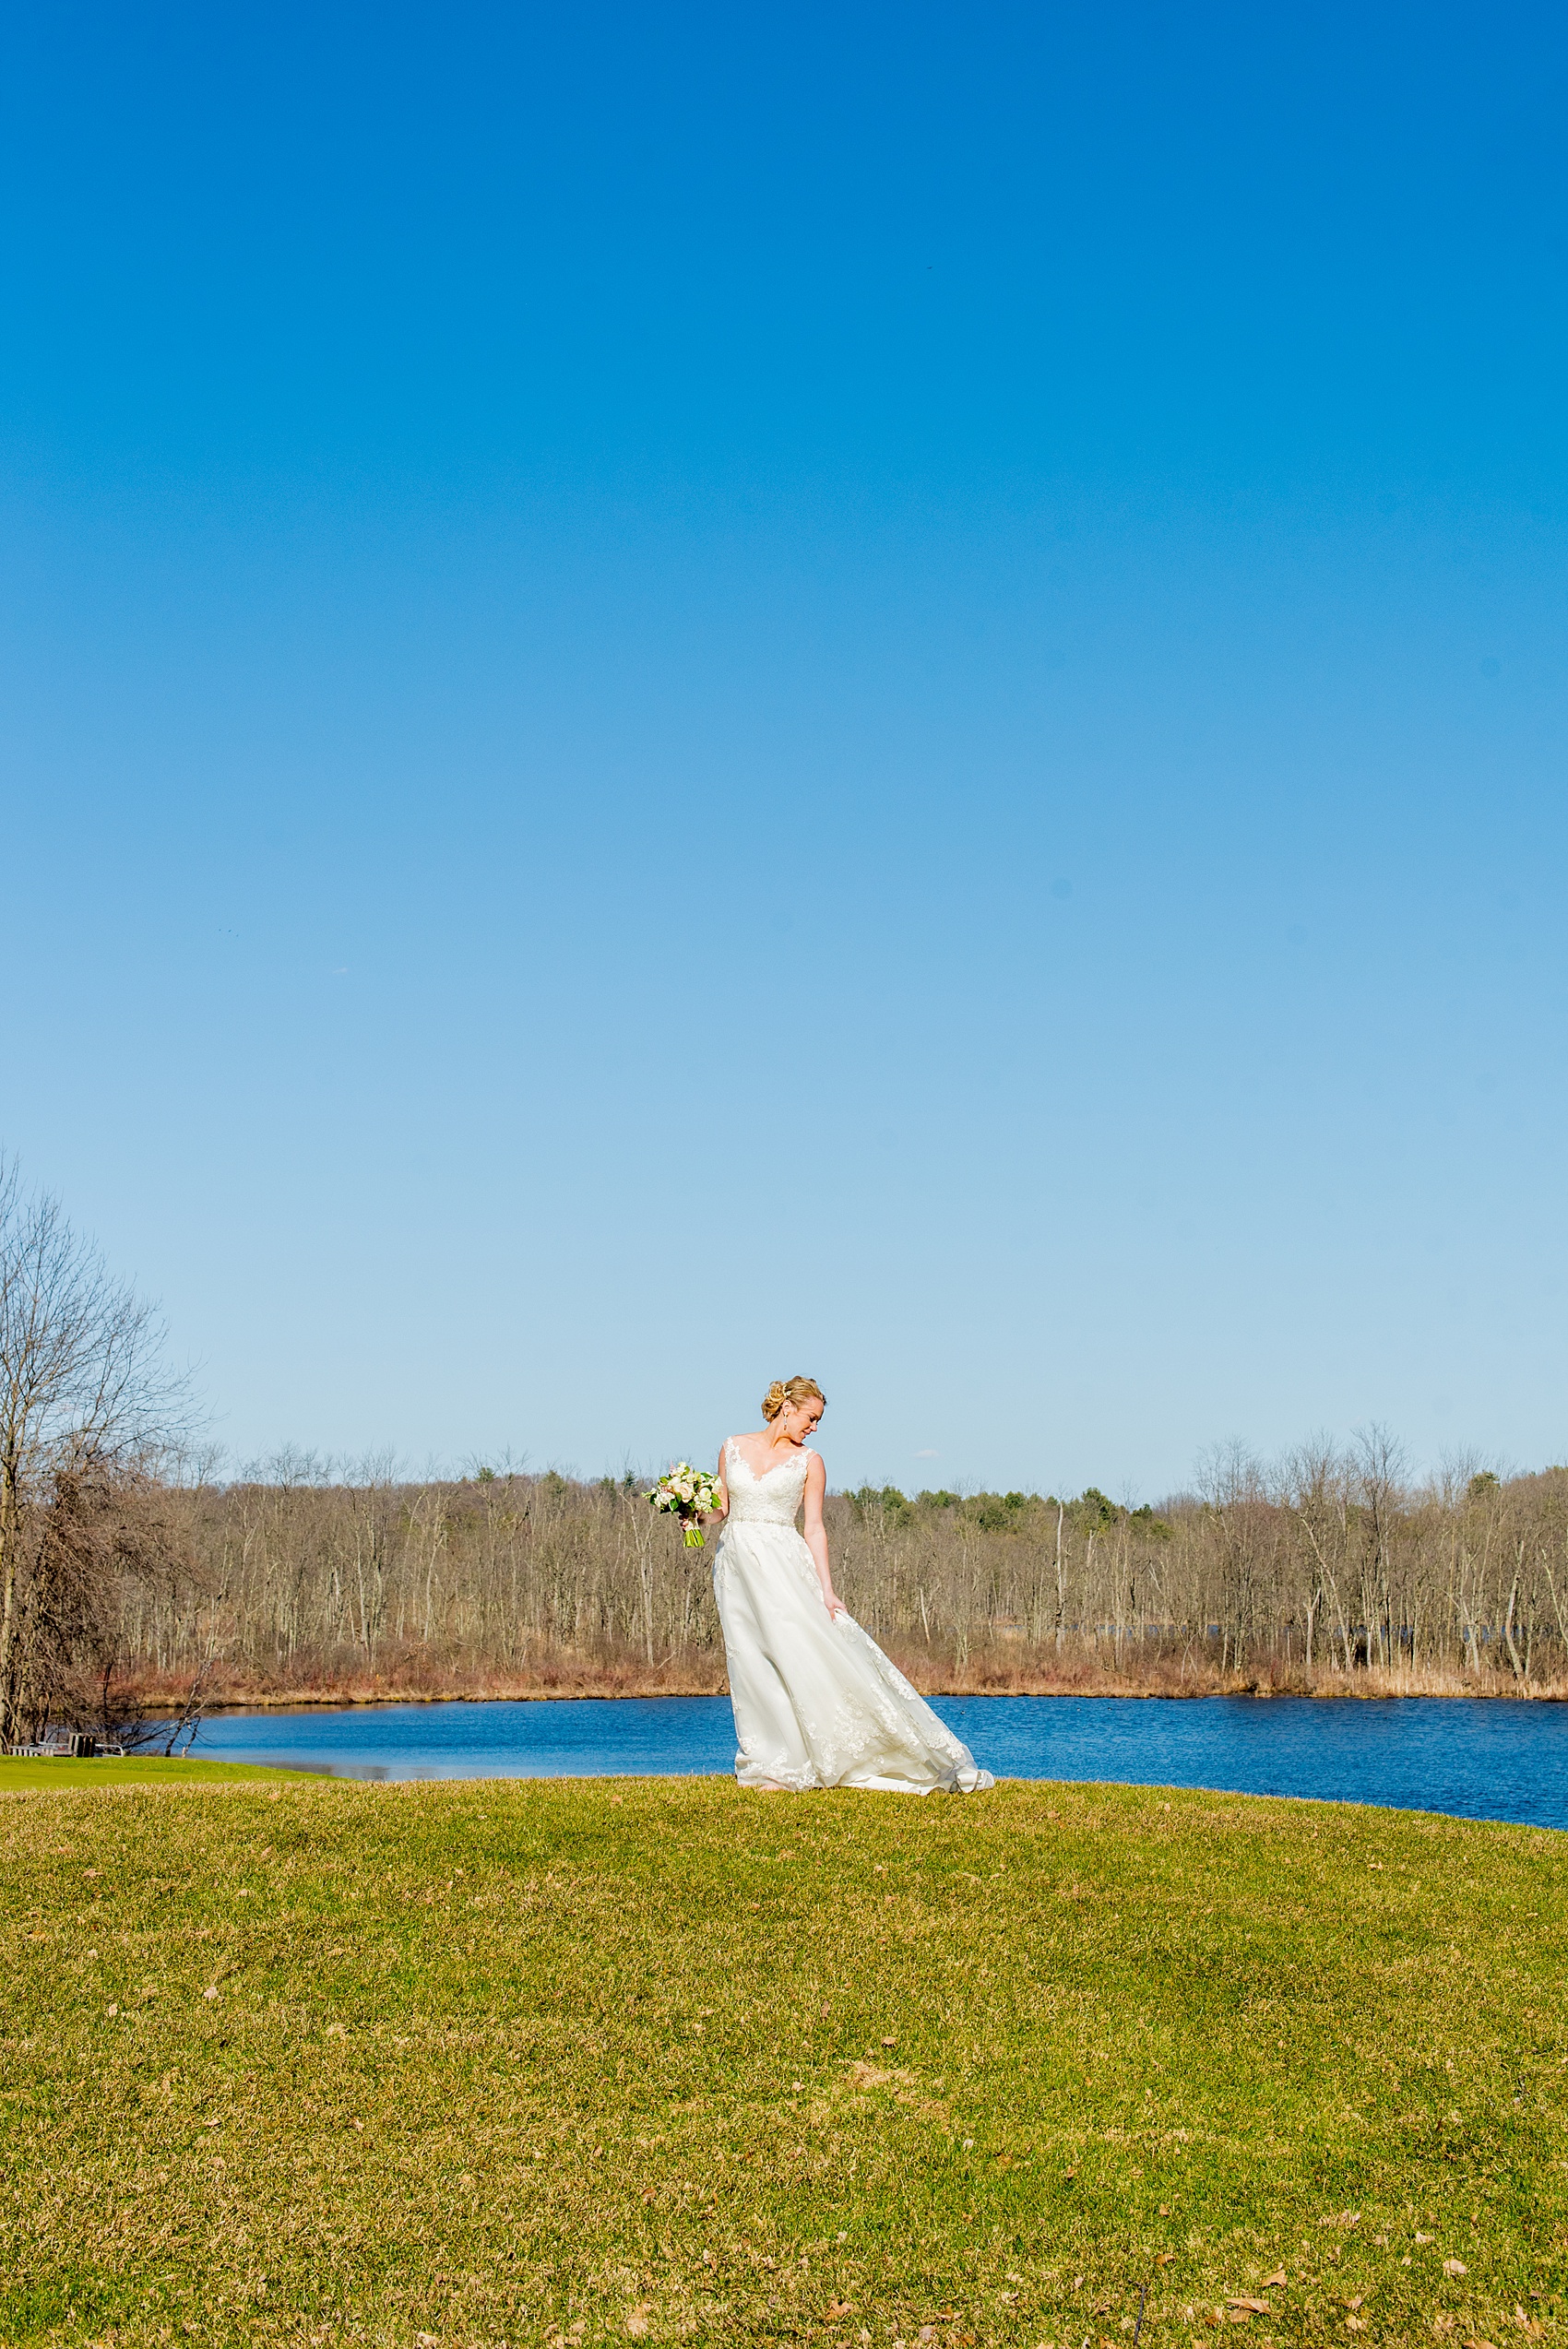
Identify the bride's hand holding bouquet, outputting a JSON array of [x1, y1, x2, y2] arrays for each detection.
[[645, 1462, 724, 1548]]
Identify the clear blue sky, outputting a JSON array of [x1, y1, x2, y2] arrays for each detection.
[[5, 2, 1565, 1496]]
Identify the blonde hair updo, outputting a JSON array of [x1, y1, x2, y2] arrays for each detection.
[[762, 1374, 826, 1423]]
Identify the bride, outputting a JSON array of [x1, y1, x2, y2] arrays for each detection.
[[709, 1376, 993, 1794]]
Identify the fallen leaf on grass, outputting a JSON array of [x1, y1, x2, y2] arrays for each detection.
[[1346, 2321, 1369, 2334], [1261, 2272, 1287, 2290], [1462, 2339, 1497, 2349], [1227, 2300, 1270, 2316], [826, 2303, 852, 2322], [1157, 2252, 1178, 2268], [1443, 2260, 1468, 2278], [624, 2312, 651, 2339]]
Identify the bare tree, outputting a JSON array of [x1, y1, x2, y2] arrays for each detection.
[[1349, 1425, 1408, 1668], [1281, 1438, 1345, 1669], [1195, 1440, 1271, 1672], [0, 1157, 194, 1745]]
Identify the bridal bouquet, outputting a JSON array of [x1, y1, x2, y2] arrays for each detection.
[[646, 1463, 723, 1548]]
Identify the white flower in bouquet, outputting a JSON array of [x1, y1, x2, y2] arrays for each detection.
[[646, 1462, 723, 1548]]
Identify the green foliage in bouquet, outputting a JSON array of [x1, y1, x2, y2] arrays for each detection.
[[646, 1462, 723, 1548]]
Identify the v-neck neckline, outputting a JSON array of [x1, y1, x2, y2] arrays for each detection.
[[729, 1439, 806, 1481]]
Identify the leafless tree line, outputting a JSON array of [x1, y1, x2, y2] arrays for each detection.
[[115, 1430, 1568, 1702]]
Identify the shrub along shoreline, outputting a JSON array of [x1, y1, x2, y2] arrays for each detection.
[[118, 1654, 1568, 1710]]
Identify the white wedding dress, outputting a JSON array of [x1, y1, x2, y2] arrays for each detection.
[[713, 1439, 994, 1795]]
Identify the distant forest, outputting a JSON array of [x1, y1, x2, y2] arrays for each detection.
[[118, 1437, 1568, 1701]]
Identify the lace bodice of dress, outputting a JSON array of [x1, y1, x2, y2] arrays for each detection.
[[724, 1438, 813, 1526]]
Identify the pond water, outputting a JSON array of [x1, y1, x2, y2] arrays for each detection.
[[189, 1693, 1568, 1829]]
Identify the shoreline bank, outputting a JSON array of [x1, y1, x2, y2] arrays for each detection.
[[127, 1658, 1568, 1710]]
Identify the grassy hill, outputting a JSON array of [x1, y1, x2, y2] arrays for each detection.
[[1, 1772, 1563, 2345]]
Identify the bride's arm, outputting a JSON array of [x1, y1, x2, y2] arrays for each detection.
[[711, 1444, 731, 1521], [802, 1453, 846, 1617]]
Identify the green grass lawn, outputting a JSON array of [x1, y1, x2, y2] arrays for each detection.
[[1, 1774, 1563, 2349]]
